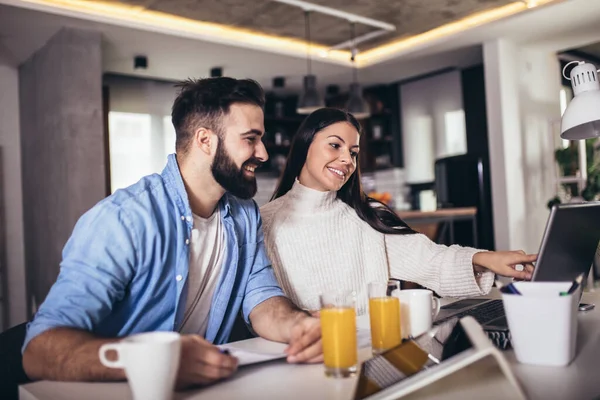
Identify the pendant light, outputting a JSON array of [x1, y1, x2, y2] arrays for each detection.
[[345, 22, 370, 119], [297, 10, 324, 114]]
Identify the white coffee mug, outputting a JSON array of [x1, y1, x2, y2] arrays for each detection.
[[99, 332, 181, 400], [396, 289, 441, 338]]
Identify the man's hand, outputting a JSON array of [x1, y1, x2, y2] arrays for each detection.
[[473, 250, 537, 280], [284, 316, 323, 364], [249, 296, 322, 363], [176, 335, 238, 390]]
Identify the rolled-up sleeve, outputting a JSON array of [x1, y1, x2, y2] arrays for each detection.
[[22, 202, 137, 352], [241, 209, 286, 323]]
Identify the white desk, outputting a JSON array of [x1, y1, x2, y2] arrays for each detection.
[[20, 291, 600, 400]]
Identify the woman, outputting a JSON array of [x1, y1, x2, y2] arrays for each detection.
[[260, 108, 536, 315]]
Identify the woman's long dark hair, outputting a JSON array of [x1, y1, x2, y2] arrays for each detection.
[[270, 108, 416, 235]]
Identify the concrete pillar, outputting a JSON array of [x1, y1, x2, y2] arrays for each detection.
[[19, 27, 105, 314], [0, 55, 27, 328]]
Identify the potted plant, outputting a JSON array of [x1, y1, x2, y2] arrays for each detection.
[[548, 139, 600, 209]]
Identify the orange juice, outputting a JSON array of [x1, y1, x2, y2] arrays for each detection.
[[320, 307, 358, 370], [369, 297, 401, 352]]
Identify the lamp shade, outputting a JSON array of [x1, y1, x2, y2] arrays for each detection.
[[345, 82, 370, 119], [561, 62, 600, 140], [297, 75, 324, 114]]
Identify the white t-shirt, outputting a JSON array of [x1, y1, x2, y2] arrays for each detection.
[[179, 209, 225, 336]]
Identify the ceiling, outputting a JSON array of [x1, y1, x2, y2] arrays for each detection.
[[571, 42, 600, 63], [2, 0, 600, 91], [95, 0, 515, 51], [0, 3, 351, 91]]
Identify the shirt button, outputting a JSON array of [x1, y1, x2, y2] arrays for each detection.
[[180, 216, 185, 221], [185, 239, 190, 245], [176, 274, 183, 282], [186, 216, 192, 222]]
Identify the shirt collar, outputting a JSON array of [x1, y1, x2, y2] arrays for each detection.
[[161, 154, 232, 221]]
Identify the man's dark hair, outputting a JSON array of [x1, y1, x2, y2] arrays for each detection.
[[171, 77, 265, 154]]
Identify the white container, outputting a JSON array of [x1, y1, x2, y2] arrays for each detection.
[[502, 282, 579, 367]]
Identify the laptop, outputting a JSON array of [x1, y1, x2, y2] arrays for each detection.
[[433, 202, 600, 344]]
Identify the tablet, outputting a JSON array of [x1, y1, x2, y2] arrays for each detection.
[[353, 317, 520, 400]]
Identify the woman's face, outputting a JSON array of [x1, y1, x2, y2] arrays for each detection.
[[298, 121, 360, 192]]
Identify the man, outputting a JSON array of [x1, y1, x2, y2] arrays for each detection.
[[22, 77, 322, 388]]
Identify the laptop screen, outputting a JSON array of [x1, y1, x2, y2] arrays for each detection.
[[533, 202, 600, 282], [354, 318, 472, 400]]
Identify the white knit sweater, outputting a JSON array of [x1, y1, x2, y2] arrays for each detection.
[[260, 181, 494, 315]]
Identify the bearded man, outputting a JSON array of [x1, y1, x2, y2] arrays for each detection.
[[22, 78, 322, 388]]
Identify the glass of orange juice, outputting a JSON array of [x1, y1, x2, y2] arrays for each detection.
[[368, 281, 401, 354], [320, 291, 358, 378]]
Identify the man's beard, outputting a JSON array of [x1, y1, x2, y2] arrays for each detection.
[[211, 139, 260, 200]]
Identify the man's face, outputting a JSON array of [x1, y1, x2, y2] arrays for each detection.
[[211, 103, 268, 199]]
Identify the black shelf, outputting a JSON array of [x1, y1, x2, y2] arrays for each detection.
[[255, 169, 281, 178], [263, 111, 300, 166], [368, 112, 393, 119], [265, 116, 305, 124], [368, 136, 394, 144], [260, 84, 402, 174], [264, 143, 292, 153]]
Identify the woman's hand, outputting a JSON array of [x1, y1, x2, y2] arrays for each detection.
[[472, 250, 537, 280]]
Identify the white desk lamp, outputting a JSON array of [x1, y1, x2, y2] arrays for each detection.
[[561, 61, 600, 140]]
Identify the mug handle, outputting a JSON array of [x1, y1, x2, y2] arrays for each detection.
[[99, 343, 124, 369], [431, 297, 441, 319]]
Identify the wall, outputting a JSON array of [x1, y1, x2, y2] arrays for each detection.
[[400, 70, 468, 184], [483, 39, 560, 252], [104, 74, 177, 115], [19, 27, 105, 312], [0, 55, 27, 328]]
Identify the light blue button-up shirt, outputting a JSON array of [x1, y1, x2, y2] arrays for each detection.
[[23, 154, 285, 351]]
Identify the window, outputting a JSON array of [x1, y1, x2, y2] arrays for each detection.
[[109, 112, 174, 192]]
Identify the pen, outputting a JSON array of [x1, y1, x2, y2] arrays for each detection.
[[560, 273, 585, 296], [496, 280, 522, 295]]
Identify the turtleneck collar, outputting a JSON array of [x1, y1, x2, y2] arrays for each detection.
[[286, 179, 338, 213]]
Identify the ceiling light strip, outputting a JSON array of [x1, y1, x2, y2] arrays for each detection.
[[356, 0, 557, 67], [272, 0, 395, 31], [0, 0, 353, 64], [1, 0, 560, 69]]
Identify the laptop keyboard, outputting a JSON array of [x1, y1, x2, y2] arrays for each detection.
[[435, 299, 505, 326]]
